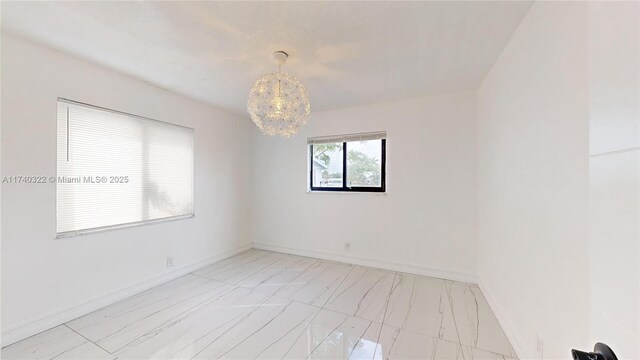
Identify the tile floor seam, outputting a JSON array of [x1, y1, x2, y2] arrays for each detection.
[[445, 280, 468, 360], [372, 272, 398, 359], [158, 289, 280, 360], [63, 324, 113, 355], [282, 263, 358, 359], [189, 272, 333, 314]]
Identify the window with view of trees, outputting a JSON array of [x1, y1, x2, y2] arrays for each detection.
[[308, 132, 386, 192]]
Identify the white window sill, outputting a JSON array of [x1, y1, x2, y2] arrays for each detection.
[[306, 190, 387, 196], [56, 214, 195, 239]]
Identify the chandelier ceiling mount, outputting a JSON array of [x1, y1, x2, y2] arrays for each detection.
[[272, 50, 289, 67]]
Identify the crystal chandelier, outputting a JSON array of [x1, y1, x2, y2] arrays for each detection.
[[247, 51, 311, 137]]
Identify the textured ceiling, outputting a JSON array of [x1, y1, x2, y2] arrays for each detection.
[[1, 1, 532, 115]]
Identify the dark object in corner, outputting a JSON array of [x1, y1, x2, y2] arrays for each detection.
[[572, 343, 618, 360]]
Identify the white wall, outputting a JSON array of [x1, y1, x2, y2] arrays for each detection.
[[250, 91, 478, 282], [478, 1, 640, 359], [587, 1, 640, 358], [1, 33, 253, 344], [477, 2, 590, 358]]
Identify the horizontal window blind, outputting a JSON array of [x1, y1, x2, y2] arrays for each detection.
[[56, 99, 194, 237], [307, 131, 386, 144]]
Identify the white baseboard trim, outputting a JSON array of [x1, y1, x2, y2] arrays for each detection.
[[253, 242, 477, 284], [1, 243, 252, 347], [478, 278, 529, 360]]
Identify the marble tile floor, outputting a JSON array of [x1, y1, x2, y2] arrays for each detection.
[[2, 249, 518, 360]]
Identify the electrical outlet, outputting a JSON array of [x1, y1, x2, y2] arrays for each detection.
[[166, 257, 175, 267], [345, 242, 351, 251], [535, 334, 544, 359]]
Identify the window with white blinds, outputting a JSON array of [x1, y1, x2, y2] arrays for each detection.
[[56, 99, 194, 237]]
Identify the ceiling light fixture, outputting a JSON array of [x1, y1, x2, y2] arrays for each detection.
[[247, 51, 310, 137]]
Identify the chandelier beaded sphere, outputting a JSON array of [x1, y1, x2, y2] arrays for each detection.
[[247, 51, 310, 137]]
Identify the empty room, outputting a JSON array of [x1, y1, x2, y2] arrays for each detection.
[[1, 1, 638, 359]]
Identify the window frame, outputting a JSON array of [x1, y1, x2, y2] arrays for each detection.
[[309, 138, 386, 193]]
